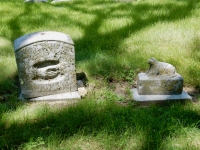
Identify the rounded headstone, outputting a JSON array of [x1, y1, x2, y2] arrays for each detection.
[[14, 31, 77, 99]]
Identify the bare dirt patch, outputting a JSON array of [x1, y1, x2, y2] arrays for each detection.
[[184, 86, 200, 102]]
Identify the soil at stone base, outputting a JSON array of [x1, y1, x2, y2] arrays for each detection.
[[106, 78, 200, 106], [0, 76, 199, 107]]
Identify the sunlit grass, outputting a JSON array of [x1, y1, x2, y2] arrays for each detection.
[[121, 17, 200, 84], [161, 127, 200, 150], [0, 0, 200, 149], [1, 0, 200, 85], [1, 98, 200, 149]]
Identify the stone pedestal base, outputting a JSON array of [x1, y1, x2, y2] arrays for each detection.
[[137, 73, 183, 95], [19, 80, 86, 102], [25, 0, 48, 2], [20, 91, 80, 101], [51, 0, 71, 3], [131, 88, 192, 101]]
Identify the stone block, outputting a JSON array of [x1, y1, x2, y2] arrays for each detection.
[[51, 0, 71, 3], [19, 80, 87, 101], [25, 0, 48, 2], [14, 31, 78, 99], [132, 58, 191, 101], [137, 73, 183, 95], [131, 88, 192, 101], [19, 91, 80, 101]]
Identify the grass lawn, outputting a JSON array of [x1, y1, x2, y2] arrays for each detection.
[[0, 0, 200, 149]]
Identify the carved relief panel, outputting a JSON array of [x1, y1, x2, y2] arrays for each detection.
[[14, 31, 77, 98]]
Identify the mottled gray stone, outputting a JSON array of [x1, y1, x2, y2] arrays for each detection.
[[131, 88, 192, 101], [114, 0, 138, 2], [51, 0, 71, 3], [137, 73, 183, 95], [14, 31, 79, 100], [147, 58, 176, 76], [20, 91, 80, 101], [14, 31, 73, 51], [138, 58, 183, 95], [19, 80, 87, 101], [25, 0, 48, 2], [132, 58, 191, 101]]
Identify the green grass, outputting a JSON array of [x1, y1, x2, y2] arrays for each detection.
[[1, 99, 200, 149], [0, 0, 200, 149]]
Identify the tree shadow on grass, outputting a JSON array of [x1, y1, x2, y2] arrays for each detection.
[[1, 0, 200, 149], [0, 3, 48, 118], [4, 0, 200, 86], [8, 3, 45, 42], [0, 99, 200, 149], [1, 3, 57, 99], [187, 37, 200, 92], [52, 0, 200, 77], [0, 4, 36, 105]]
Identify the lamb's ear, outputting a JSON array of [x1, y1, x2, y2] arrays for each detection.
[[152, 57, 157, 61], [148, 58, 154, 64], [148, 59, 152, 64]]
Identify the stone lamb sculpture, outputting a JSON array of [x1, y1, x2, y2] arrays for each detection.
[[146, 58, 176, 76], [132, 57, 192, 100]]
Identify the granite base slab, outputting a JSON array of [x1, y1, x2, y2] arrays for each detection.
[[131, 88, 192, 102], [25, 0, 48, 2], [137, 73, 183, 95], [19, 91, 80, 101], [18, 80, 86, 102], [51, 0, 71, 3]]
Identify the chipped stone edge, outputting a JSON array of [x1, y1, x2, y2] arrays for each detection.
[[24, 0, 48, 3], [19, 80, 87, 102], [131, 88, 192, 102], [14, 31, 74, 52], [51, 0, 72, 4]]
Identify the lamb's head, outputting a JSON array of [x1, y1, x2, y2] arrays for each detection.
[[148, 57, 157, 65], [147, 57, 176, 76]]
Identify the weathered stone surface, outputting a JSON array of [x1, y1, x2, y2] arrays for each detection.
[[51, 0, 71, 3], [19, 80, 87, 101], [131, 88, 192, 101], [137, 73, 183, 95], [20, 91, 80, 101], [14, 31, 73, 50], [77, 80, 87, 97], [147, 58, 176, 76], [25, 0, 48, 2], [14, 31, 77, 99], [132, 57, 191, 101]]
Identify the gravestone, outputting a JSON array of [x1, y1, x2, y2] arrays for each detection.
[[131, 58, 192, 101], [14, 31, 81, 101]]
